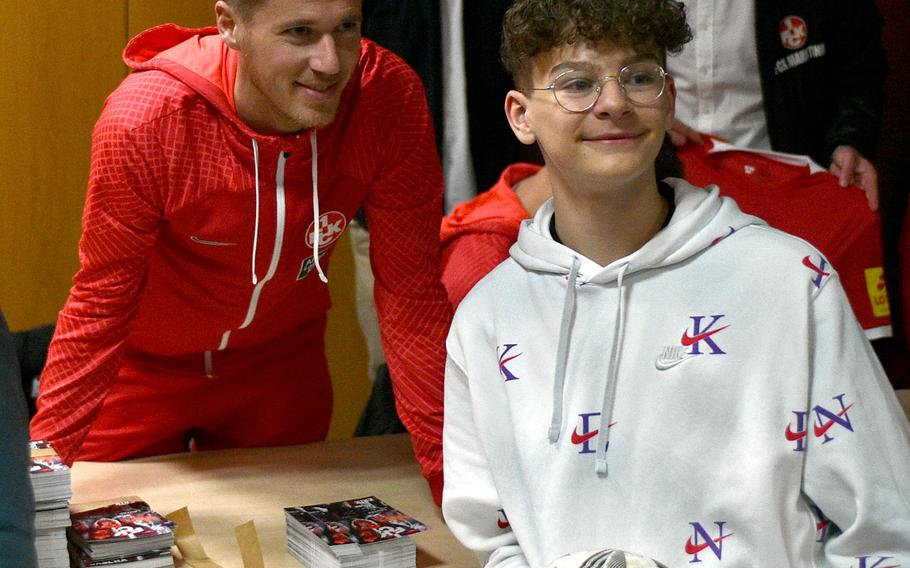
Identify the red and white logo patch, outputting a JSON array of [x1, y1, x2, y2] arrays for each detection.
[[779, 16, 808, 50], [305, 211, 347, 248]]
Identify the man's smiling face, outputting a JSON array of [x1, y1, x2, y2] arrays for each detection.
[[220, 0, 363, 134]]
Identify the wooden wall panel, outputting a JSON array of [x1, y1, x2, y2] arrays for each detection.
[[127, 0, 217, 36], [325, 234, 371, 439], [0, 1, 127, 330]]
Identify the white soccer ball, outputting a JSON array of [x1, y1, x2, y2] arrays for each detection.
[[546, 548, 667, 568]]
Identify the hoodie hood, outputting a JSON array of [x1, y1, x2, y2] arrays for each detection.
[[510, 178, 766, 475], [511, 178, 765, 283], [124, 25, 243, 131]]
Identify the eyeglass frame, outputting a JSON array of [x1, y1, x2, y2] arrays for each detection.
[[522, 62, 671, 113]]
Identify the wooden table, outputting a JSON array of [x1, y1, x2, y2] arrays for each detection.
[[70, 434, 474, 567]]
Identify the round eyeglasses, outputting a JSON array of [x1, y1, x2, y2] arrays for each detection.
[[525, 61, 669, 112]]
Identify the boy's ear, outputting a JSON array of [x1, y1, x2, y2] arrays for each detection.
[[664, 76, 677, 132], [215, 1, 240, 49], [505, 90, 537, 146]]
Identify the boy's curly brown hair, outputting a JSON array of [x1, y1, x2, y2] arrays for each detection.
[[501, 0, 692, 87]]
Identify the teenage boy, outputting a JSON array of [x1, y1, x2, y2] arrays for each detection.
[[29, 0, 451, 502], [441, 1, 910, 566]]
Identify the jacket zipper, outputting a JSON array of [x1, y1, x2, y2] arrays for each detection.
[[206, 151, 290, 376]]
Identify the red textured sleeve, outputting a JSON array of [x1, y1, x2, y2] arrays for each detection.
[[29, 89, 164, 464], [360, 59, 452, 503], [442, 232, 515, 311]]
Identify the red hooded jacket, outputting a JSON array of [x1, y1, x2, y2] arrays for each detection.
[[30, 26, 451, 498], [440, 163, 541, 309]]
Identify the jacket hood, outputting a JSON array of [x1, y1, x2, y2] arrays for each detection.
[[511, 178, 766, 284], [123, 25, 240, 129], [121, 24, 357, 154], [439, 163, 540, 246]]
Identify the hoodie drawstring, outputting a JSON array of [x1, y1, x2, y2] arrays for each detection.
[[216, 144, 289, 354], [251, 139, 261, 285], [310, 129, 329, 283], [595, 263, 629, 476], [548, 256, 581, 443]]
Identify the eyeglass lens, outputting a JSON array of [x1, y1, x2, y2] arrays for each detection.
[[552, 62, 665, 111]]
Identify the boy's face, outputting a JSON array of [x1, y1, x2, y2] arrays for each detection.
[[506, 41, 674, 192], [218, 0, 363, 134]]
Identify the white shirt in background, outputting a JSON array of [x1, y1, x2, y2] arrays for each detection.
[[441, 0, 477, 213], [667, 0, 771, 150]]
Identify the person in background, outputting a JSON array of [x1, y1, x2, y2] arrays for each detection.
[[29, 0, 451, 504], [666, 0, 886, 211], [1, 308, 37, 568], [440, 163, 549, 309], [442, 0, 910, 565], [349, 0, 532, 388], [440, 144, 681, 310]]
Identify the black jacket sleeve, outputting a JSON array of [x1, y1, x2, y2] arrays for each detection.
[[756, 0, 886, 164], [0, 309, 37, 568]]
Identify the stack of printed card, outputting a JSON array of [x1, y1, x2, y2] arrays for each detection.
[[67, 498, 175, 568], [285, 495, 428, 568], [29, 440, 72, 568]]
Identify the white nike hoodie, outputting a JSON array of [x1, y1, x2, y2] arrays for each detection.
[[442, 179, 910, 568]]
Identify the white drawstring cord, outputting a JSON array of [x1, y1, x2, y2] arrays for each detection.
[[251, 139, 261, 285], [548, 256, 581, 443], [311, 129, 328, 284]]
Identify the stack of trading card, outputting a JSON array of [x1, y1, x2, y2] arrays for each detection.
[[67, 497, 175, 568], [285, 495, 428, 568], [29, 440, 72, 568]]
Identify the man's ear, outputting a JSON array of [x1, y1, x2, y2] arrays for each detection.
[[505, 90, 537, 146], [215, 1, 240, 49]]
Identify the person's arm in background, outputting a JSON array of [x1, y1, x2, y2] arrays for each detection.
[[668, 117, 705, 148], [822, 0, 887, 211], [29, 87, 164, 465], [441, 165, 551, 309], [0, 309, 38, 568], [363, 57, 453, 506]]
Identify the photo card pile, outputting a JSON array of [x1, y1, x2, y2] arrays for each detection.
[[285, 495, 428, 568], [67, 497, 175, 568], [29, 440, 72, 568]]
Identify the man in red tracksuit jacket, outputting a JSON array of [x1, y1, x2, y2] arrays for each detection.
[[29, 0, 451, 503]]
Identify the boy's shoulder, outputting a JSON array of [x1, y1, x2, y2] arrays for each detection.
[[725, 223, 835, 270]]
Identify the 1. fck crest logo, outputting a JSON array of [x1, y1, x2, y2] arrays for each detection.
[[497, 344, 522, 381], [306, 211, 347, 248], [681, 315, 730, 355], [779, 15, 809, 50], [786, 393, 854, 451], [685, 522, 733, 563]]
